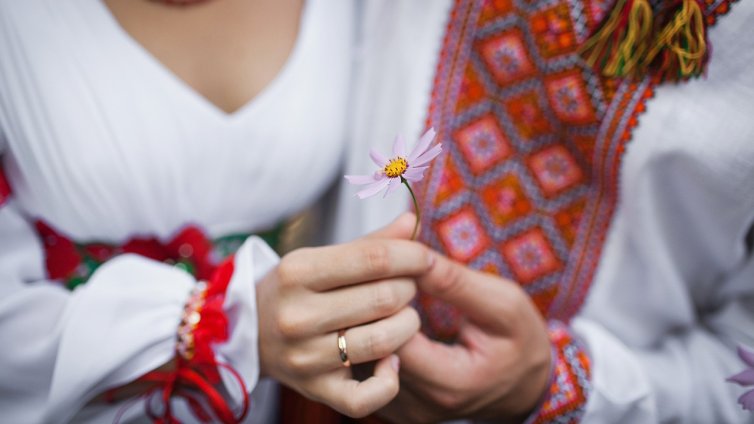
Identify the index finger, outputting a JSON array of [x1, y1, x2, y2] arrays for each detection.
[[280, 239, 433, 292]]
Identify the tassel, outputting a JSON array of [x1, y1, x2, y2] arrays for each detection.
[[581, 0, 709, 82]]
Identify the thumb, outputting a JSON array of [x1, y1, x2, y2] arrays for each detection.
[[361, 212, 418, 240], [417, 253, 520, 333]]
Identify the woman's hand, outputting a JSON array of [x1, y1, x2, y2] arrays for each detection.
[[379, 252, 552, 423], [256, 214, 432, 418]]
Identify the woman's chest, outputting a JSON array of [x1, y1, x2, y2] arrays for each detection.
[[0, 0, 354, 241]]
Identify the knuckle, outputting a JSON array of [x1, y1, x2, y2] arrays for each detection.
[[363, 242, 391, 275], [505, 285, 532, 319], [365, 328, 391, 358], [276, 255, 301, 288], [418, 247, 433, 271], [275, 308, 306, 339], [396, 277, 417, 301], [282, 351, 310, 376], [343, 395, 370, 418], [432, 261, 463, 296], [405, 307, 421, 333], [370, 284, 399, 316]]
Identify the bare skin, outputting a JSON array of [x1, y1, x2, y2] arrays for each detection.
[[378, 255, 552, 423], [103, 0, 303, 114], [256, 215, 431, 417]]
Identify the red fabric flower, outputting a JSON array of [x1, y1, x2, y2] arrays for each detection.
[[0, 165, 10, 207], [35, 221, 82, 281]]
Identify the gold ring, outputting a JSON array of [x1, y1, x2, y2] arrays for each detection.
[[337, 329, 351, 367]]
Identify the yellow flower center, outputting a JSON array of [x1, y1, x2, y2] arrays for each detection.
[[384, 157, 408, 178]]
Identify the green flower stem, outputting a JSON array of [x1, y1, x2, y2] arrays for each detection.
[[401, 176, 420, 240]]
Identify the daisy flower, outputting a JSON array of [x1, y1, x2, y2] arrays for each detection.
[[728, 345, 754, 411], [345, 128, 442, 239]]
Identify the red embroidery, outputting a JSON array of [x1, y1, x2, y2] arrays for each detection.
[[528, 321, 592, 424], [37, 222, 220, 289], [418, 0, 739, 334], [0, 164, 11, 207], [417, 0, 740, 421], [36, 223, 247, 423]]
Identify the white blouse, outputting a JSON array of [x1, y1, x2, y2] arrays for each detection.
[[0, 0, 353, 422]]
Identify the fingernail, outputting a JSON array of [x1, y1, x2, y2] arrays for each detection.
[[427, 252, 436, 268], [390, 355, 400, 372]]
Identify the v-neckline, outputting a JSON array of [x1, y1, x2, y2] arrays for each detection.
[[94, 0, 311, 122]]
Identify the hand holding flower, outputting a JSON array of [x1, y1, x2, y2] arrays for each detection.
[[255, 214, 431, 417]]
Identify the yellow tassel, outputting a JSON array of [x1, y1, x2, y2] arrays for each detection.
[[644, 0, 706, 78], [614, 0, 654, 76], [581, 0, 709, 81], [581, 0, 654, 78]]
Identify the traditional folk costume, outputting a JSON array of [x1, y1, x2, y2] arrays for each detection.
[[0, 0, 752, 424], [333, 0, 754, 423]]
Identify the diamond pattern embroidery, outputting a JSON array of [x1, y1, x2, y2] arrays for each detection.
[[502, 228, 561, 283], [504, 91, 554, 139], [436, 208, 490, 262], [420, 0, 661, 331], [478, 29, 536, 85], [455, 115, 514, 174], [544, 71, 598, 125], [481, 173, 532, 226], [433, 157, 465, 206], [528, 145, 584, 196], [530, 3, 577, 58]]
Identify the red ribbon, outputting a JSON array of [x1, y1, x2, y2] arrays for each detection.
[[137, 362, 248, 424], [108, 259, 249, 423]]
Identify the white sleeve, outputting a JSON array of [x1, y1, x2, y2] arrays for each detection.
[[0, 197, 278, 423], [569, 3, 754, 421], [573, 255, 754, 424]]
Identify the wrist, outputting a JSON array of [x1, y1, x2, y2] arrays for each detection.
[[521, 321, 592, 424], [105, 259, 250, 423]]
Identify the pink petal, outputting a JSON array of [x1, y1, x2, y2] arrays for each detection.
[[739, 389, 754, 411], [739, 346, 754, 368], [344, 174, 378, 185], [412, 144, 442, 167], [403, 166, 429, 182], [728, 369, 754, 386], [356, 177, 390, 199], [393, 135, 406, 158], [383, 178, 401, 198], [408, 128, 437, 163], [370, 149, 387, 167]]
